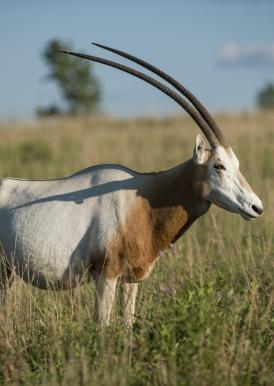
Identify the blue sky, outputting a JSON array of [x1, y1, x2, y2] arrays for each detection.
[[1, 0, 274, 119]]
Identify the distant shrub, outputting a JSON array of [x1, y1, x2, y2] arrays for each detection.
[[256, 82, 274, 110], [35, 105, 63, 118]]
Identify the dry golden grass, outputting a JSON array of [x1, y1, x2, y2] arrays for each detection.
[[0, 112, 273, 385]]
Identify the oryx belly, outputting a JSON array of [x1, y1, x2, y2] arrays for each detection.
[[0, 165, 137, 289]]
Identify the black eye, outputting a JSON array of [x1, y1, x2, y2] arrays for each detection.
[[214, 163, 226, 171]]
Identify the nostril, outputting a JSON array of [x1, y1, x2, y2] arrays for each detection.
[[252, 205, 263, 215]]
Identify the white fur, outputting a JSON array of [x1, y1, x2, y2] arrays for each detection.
[[0, 165, 140, 289]]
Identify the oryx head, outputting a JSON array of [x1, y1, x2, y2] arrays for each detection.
[[193, 135, 263, 220], [60, 43, 263, 220]]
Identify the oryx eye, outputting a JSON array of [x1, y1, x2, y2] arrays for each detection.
[[214, 163, 226, 171]]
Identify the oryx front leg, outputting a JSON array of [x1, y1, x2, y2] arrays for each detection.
[[121, 282, 138, 327], [94, 276, 117, 326]]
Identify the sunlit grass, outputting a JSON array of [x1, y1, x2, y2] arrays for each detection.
[[0, 112, 273, 385]]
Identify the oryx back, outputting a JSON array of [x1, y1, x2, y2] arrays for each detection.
[[0, 165, 139, 288]]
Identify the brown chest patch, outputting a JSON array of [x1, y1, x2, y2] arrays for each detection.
[[103, 197, 191, 281], [99, 161, 211, 281]]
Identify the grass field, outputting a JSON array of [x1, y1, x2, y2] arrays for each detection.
[[0, 112, 273, 386]]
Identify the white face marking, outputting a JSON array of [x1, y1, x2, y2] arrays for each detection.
[[206, 146, 263, 220]]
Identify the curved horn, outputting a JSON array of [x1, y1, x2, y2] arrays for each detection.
[[92, 43, 226, 145], [59, 50, 219, 148]]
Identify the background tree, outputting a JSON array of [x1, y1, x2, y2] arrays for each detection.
[[36, 39, 101, 117], [256, 82, 274, 110]]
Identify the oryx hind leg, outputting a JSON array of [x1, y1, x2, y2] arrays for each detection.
[[0, 256, 13, 305]]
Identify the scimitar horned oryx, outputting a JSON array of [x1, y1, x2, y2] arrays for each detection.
[[0, 44, 263, 327]]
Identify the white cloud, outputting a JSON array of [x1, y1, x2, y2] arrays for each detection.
[[218, 43, 274, 67]]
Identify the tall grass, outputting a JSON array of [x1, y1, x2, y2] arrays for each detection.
[[0, 112, 273, 385]]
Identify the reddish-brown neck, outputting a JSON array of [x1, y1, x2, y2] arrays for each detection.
[[104, 160, 211, 281], [140, 160, 211, 251]]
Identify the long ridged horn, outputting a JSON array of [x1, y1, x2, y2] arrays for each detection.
[[92, 43, 225, 145], [59, 50, 219, 148]]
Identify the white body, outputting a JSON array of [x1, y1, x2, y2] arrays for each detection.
[[1, 44, 263, 327], [0, 137, 263, 326], [0, 165, 139, 289]]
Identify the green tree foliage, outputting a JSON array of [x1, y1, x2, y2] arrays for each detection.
[[37, 39, 101, 117], [256, 82, 274, 110]]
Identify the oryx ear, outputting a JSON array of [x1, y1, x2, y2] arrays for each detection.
[[193, 134, 206, 165]]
